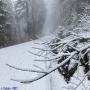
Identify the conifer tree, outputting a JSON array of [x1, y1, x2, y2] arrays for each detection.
[[0, 0, 10, 47]]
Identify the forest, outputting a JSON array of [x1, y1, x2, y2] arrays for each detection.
[[0, 0, 46, 47], [0, 0, 89, 48], [0, 0, 90, 90]]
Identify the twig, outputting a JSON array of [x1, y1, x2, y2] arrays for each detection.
[[67, 44, 79, 52], [6, 64, 47, 73], [32, 44, 64, 51], [83, 49, 90, 56], [28, 51, 50, 59], [49, 37, 79, 46], [31, 47, 50, 51], [34, 53, 71, 62], [80, 44, 90, 52]]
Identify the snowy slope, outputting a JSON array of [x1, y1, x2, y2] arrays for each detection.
[[0, 36, 90, 90], [0, 37, 52, 90]]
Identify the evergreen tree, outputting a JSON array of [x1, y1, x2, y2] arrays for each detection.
[[0, 0, 10, 47]]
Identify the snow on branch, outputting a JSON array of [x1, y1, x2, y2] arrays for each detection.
[[50, 36, 90, 46], [6, 31, 90, 85], [80, 44, 90, 52], [28, 51, 50, 59], [34, 53, 71, 62], [9, 51, 77, 84], [67, 44, 80, 52]]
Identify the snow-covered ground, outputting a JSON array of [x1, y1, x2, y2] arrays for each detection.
[[0, 37, 51, 90], [0, 36, 90, 90]]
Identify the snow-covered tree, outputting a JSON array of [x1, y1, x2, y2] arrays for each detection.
[[13, 0, 46, 41], [0, 0, 11, 47]]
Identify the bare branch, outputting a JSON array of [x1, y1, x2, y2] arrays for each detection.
[[31, 47, 50, 51], [6, 64, 47, 73], [34, 42, 48, 46], [10, 51, 77, 84], [32, 44, 64, 51], [67, 44, 80, 52], [83, 49, 90, 55], [49, 37, 78, 46], [28, 51, 50, 59], [32, 36, 90, 52], [50, 36, 90, 51], [34, 53, 71, 62], [80, 44, 90, 52]]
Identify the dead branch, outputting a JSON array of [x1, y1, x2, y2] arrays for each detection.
[[10, 51, 77, 84], [34, 53, 71, 62], [80, 44, 90, 52], [31, 47, 50, 51], [50, 36, 90, 51], [7, 31, 90, 86], [6, 64, 47, 73], [28, 51, 50, 59], [67, 44, 79, 52]]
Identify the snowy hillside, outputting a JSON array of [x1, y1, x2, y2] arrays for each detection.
[[0, 36, 90, 90], [0, 37, 51, 90]]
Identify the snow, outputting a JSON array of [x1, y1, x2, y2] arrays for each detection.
[[0, 37, 50, 90], [0, 36, 90, 90]]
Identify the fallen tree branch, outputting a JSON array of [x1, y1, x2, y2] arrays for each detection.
[[10, 51, 77, 84], [50, 36, 90, 51], [32, 36, 90, 52], [49, 36, 78, 46]]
